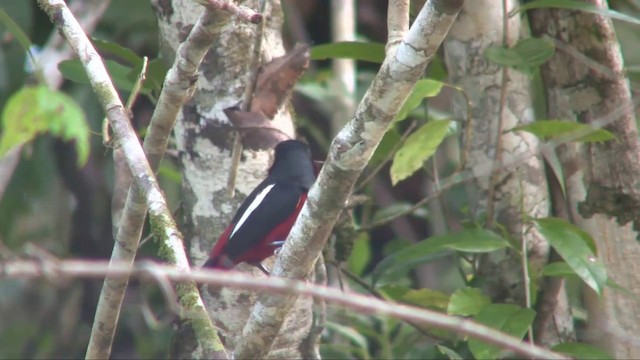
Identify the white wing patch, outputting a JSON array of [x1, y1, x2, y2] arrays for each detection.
[[231, 183, 276, 237]]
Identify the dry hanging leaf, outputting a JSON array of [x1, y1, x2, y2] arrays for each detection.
[[251, 43, 310, 119], [224, 107, 291, 150]]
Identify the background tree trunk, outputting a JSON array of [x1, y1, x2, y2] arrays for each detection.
[[529, 1, 640, 357], [443, 0, 575, 345], [152, 0, 316, 358]]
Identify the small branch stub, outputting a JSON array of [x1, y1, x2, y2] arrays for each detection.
[[193, 0, 263, 23]]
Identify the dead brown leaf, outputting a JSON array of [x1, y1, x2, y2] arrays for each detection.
[[224, 107, 291, 150], [251, 43, 310, 119]]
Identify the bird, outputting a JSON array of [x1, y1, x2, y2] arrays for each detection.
[[203, 139, 316, 274]]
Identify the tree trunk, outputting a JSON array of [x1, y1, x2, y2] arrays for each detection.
[[443, 0, 575, 345], [529, 1, 640, 357], [151, 1, 316, 358]]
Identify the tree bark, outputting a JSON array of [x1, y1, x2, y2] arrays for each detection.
[[152, 1, 315, 358], [234, 1, 464, 358], [529, 1, 640, 357], [443, 0, 575, 345]]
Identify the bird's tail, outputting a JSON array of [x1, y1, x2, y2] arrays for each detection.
[[202, 257, 220, 269], [202, 254, 234, 269]]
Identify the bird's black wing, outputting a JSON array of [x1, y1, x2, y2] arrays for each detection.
[[225, 182, 303, 260]]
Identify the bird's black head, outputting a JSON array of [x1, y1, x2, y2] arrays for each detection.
[[269, 140, 316, 189]]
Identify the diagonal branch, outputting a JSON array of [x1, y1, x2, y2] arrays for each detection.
[[234, 1, 465, 358], [0, 258, 570, 360], [386, 0, 410, 54], [35, 1, 232, 359]]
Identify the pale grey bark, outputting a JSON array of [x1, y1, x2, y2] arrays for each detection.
[[153, 0, 314, 358], [529, 2, 640, 357], [234, 1, 464, 358], [324, 0, 357, 317], [329, 0, 356, 133], [94, 6, 230, 359], [443, 0, 576, 346], [1, 258, 569, 360], [386, 0, 410, 54], [36, 1, 224, 358], [443, 0, 558, 317]]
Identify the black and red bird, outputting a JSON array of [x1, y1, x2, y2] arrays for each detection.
[[203, 140, 316, 273]]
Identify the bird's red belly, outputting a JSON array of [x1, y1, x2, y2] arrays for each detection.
[[234, 193, 306, 264]]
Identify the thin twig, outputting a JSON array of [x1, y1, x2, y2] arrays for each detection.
[[442, 83, 473, 172], [103, 56, 147, 145], [428, 139, 456, 232], [329, 0, 356, 133], [226, 0, 267, 197], [304, 255, 327, 359], [485, 0, 510, 229], [358, 95, 637, 231], [35, 1, 227, 358], [0, 257, 569, 360], [519, 175, 534, 343], [338, 264, 446, 343], [386, 0, 410, 54], [336, 263, 385, 300]]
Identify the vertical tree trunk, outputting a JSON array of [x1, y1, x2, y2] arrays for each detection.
[[443, 0, 575, 345], [151, 1, 315, 358], [529, 2, 640, 357]]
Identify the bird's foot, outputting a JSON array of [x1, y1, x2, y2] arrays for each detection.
[[253, 262, 271, 275]]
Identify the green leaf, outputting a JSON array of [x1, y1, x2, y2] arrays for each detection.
[[58, 59, 141, 94], [541, 261, 577, 278], [378, 284, 412, 301], [533, 218, 607, 294], [0, 86, 90, 166], [158, 163, 182, 183], [58, 60, 89, 84], [390, 120, 450, 185], [515, 0, 640, 27], [513, 120, 614, 143], [379, 285, 449, 311], [0, 8, 35, 68], [348, 233, 371, 277], [311, 41, 385, 63], [372, 245, 451, 286], [541, 147, 566, 195], [447, 287, 491, 316], [469, 304, 536, 360], [551, 342, 613, 360], [92, 38, 142, 66], [372, 202, 413, 223], [132, 58, 168, 95], [295, 82, 331, 103], [324, 321, 370, 357], [369, 127, 401, 166], [437, 345, 463, 360], [372, 228, 509, 285], [442, 230, 511, 253], [402, 288, 449, 311], [485, 37, 555, 75], [605, 278, 633, 295], [426, 56, 448, 82], [394, 79, 444, 122]]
